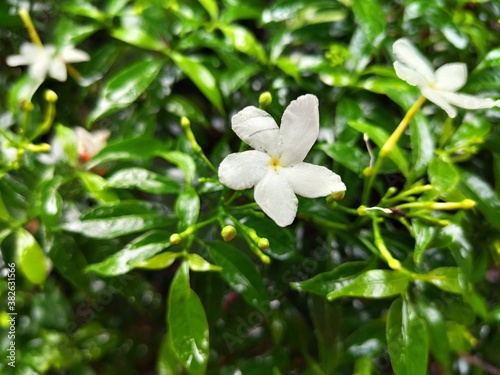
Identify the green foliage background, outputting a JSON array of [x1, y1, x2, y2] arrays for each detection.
[[1, 0, 500, 374]]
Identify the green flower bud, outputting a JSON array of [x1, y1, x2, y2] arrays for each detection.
[[180, 116, 190, 129], [363, 166, 373, 177], [221, 225, 237, 242], [259, 92, 272, 109], [357, 205, 367, 216], [388, 259, 401, 270], [169, 233, 182, 244], [44, 89, 58, 103], [331, 191, 345, 201], [258, 238, 270, 250]]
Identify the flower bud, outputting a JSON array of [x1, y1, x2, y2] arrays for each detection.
[[258, 238, 270, 250], [357, 205, 367, 216], [461, 199, 476, 209], [170, 233, 182, 244], [23, 101, 34, 112], [26, 143, 51, 153], [330, 191, 345, 201], [363, 166, 373, 177], [388, 259, 401, 270], [221, 225, 237, 242], [180, 116, 190, 129], [259, 92, 272, 109], [44, 89, 58, 103]]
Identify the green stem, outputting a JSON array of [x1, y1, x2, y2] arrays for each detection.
[[362, 95, 426, 205], [19, 8, 43, 46], [372, 218, 401, 270], [181, 117, 218, 174]]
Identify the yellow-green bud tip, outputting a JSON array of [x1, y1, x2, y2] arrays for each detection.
[[44, 90, 58, 103], [221, 225, 237, 242], [461, 199, 476, 209], [26, 143, 51, 153], [23, 101, 34, 112], [388, 259, 401, 270], [170, 233, 182, 244], [258, 238, 270, 250], [331, 191, 345, 201], [258, 92, 272, 108], [357, 205, 367, 216], [180, 117, 190, 128], [387, 187, 398, 196], [363, 166, 373, 177]]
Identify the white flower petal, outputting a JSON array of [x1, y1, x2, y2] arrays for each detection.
[[434, 63, 467, 91], [60, 47, 90, 63], [280, 162, 346, 198], [89, 130, 111, 155], [393, 62, 427, 86], [218, 150, 271, 190], [232, 106, 280, 155], [254, 171, 298, 227], [28, 57, 51, 81], [420, 87, 457, 118], [49, 57, 67, 81], [438, 91, 499, 110], [278, 94, 319, 166], [6, 54, 33, 67], [393, 38, 435, 83]]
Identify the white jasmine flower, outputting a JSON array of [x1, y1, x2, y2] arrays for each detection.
[[218, 94, 346, 227], [6, 43, 90, 82], [393, 38, 500, 118], [75, 127, 110, 162]]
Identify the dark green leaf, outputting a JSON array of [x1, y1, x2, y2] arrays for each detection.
[[413, 220, 435, 265], [428, 157, 460, 195], [175, 188, 200, 231], [417, 303, 450, 372], [87, 58, 165, 123], [320, 142, 369, 175], [167, 261, 209, 375], [209, 241, 270, 314], [107, 167, 180, 194], [111, 28, 166, 51], [86, 230, 171, 276], [387, 298, 429, 375], [327, 270, 410, 301], [220, 25, 266, 63], [39, 177, 63, 229], [426, 267, 463, 294], [352, 0, 386, 47]]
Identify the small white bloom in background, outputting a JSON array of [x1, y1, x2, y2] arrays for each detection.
[[393, 38, 500, 118], [75, 127, 110, 162], [218, 94, 346, 227], [6, 42, 90, 82]]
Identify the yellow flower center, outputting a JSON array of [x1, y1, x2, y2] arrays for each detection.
[[270, 156, 282, 170]]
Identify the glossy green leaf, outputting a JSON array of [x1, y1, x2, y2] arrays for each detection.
[[86, 230, 171, 276], [426, 267, 463, 294], [63, 202, 173, 239], [387, 298, 428, 375], [446, 322, 476, 352], [447, 116, 491, 149], [197, 0, 218, 19], [159, 151, 197, 184], [107, 167, 180, 194], [78, 171, 120, 204], [220, 25, 267, 63], [111, 28, 166, 51], [441, 224, 472, 285], [16, 228, 48, 285], [133, 251, 182, 270], [327, 270, 410, 301], [208, 241, 270, 315], [167, 261, 209, 375], [349, 121, 409, 176], [8, 75, 41, 113], [320, 142, 369, 175], [39, 177, 64, 229], [188, 253, 222, 272], [87, 58, 165, 123], [170, 52, 224, 113], [413, 220, 435, 264], [54, 124, 78, 166], [352, 0, 386, 47], [175, 188, 200, 231], [428, 157, 459, 195], [460, 170, 500, 230], [157, 333, 181, 375], [417, 303, 450, 372], [291, 261, 369, 297], [62, 2, 105, 20], [409, 113, 434, 179]]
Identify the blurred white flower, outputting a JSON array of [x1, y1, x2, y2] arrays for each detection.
[[6, 43, 90, 82], [218, 94, 346, 227], [75, 127, 110, 162], [393, 38, 500, 118]]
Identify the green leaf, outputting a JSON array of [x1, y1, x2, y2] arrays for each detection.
[[107, 167, 180, 194], [220, 25, 267, 63], [417, 303, 450, 372], [425, 267, 463, 294], [87, 58, 165, 123], [320, 142, 369, 175], [16, 228, 48, 285], [208, 241, 270, 315], [197, 0, 218, 20], [39, 177, 64, 230], [387, 298, 428, 375], [111, 28, 166, 51], [327, 270, 410, 301], [54, 124, 78, 166], [428, 157, 460, 195], [441, 224, 472, 285], [167, 261, 209, 375], [132, 251, 182, 270], [460, 169, 500, 230], [413, 220, 435, 265], [62, 2, 106, 21], [409, 113, 434, 179], [175, 188, 200, 231], [159, 151, 197, 184], [349, 121, 409, 176], [447, 115, 491, 150], [352, 0, 386, 47], [78, 171, 120, 204], [8, 75, 41, 113], [86, 230, 171, 276], [157, 333, 182, 375], [188, 253, 222, 272], [170, 52, 224, 113], [291, 261, 369, 297], [63, 202, 174, 239]]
